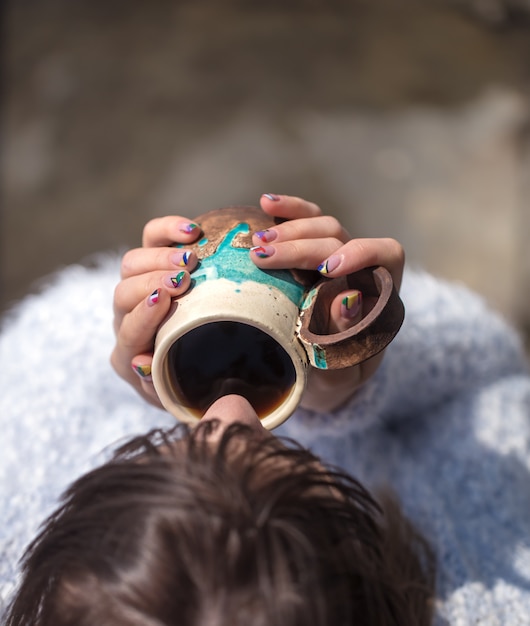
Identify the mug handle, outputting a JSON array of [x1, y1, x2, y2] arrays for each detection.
[[297, 266, 405, 369]]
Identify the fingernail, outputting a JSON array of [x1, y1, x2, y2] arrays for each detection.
[[147, 288, 161, 307], [317, 254, 342, 274], [179, 222, 199, 234], [250, 245, 275, 259], [165, 271, 186, 289], [341, 292, 362, 319], [132, 363, 152, 380], [254, 229, 278, 243], [171, 250, 192, 267], [262, 193, 280, 201]]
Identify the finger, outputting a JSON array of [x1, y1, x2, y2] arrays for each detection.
[[316, 238, 405, 291], [129, 353, 165, 406], [113, 270, 191, 333], [142, 216, 202, 247], [131, 357, 154, 382], [259, 194, 323, 220], [120, 247, 198, 279], [250, 237, 345, 271], [328, 289, 363, 334], [111, 287, 171, 382], [251, 215, 350, 246], [111, 288, 173, 409]]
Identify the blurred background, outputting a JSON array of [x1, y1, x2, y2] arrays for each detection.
[[2, 0, 530, 346]]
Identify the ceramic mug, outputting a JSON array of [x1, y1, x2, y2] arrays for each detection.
[[151, 206, 404, 430]]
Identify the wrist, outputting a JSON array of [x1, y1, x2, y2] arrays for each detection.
[[300, 368, 361, 413]]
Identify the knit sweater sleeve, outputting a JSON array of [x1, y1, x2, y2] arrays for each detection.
[[283, 268, 529, 438]]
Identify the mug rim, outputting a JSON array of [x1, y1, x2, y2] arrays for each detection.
[[152, 279, 308, 430]]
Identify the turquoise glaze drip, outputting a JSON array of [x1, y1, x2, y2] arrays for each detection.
[[300, 286, 318, 310], [312, 345, 328, 369], [191, 223, 306, 305]]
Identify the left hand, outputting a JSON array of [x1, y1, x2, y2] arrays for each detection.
[[251, 194, 404, 412]]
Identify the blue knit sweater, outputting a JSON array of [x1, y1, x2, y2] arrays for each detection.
[[1, 258, 529, 625]]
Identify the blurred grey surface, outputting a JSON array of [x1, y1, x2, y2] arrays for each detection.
[[2, 0, 530, 345]]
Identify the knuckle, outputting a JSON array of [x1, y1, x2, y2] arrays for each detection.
[[120, 249, 137, 278], [321, 214, 341, 234], [351, 238, 369, 256], [110, 348, 124, 376], [113, 281, 127, 307], [159, 247, 175, 268], [284, 239, 303, 258], [349, 239, 379, 267], [383, 237, 405, 264], [391, 238, 406, 264], [142, 217, 162, 245], [296, 197, 322, 216], [142, 275, 156, 296], [110, 348, 118, 371], [291, 195, 304, 209]]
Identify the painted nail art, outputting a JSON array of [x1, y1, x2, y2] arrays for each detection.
[[179, 222, 199, 234], [262, 193, 280, 201], [147, 289, 161, 306], [317, 254, 341, 275], [341, 292, 362, 319], [167, 271, 186, 288], [254, 229, 278, 243], [132, 363, 152, 379], [171, 250, 192, 267], [251, 245, 275, 259]]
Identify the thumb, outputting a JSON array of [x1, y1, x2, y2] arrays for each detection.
[[328, 289, 363, 334]]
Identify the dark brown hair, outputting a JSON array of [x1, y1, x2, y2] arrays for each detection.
[[5, 421, 435, 625]]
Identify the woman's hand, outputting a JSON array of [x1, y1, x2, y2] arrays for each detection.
[[251, 194, 404, 412], [111, 217, 202, 408]]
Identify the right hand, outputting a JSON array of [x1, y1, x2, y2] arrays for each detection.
[[111, 216, 202, 408]]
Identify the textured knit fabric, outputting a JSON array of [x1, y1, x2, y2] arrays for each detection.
[[1, 257, 529, 625]]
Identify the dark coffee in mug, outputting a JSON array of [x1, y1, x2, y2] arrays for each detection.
[[167, 321, 297, 418]]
